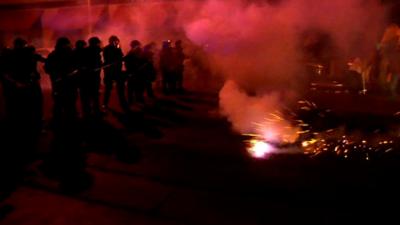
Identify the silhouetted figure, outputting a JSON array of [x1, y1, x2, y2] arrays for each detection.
[[142, 42, 157, 99], [0, 39, 45, 203], [4, 38, 45, 131], [72, 40, 87, 73], [27, 45, 46, 130], [159, 40, 175, 94], [43, 40, 93, 193], [174, 40, 185, 93], [125, 40, 145, 104], [103, 35, 129, 112], [0, 45, 18, 209], [0, 44, 4, 73], [81, 37, 103, 117], [0, 44, 6, 82], [0, 47, 4, 118], [72, 40, 88, 117], [0, 45, 12, 119], [45, 37, 78, 124]]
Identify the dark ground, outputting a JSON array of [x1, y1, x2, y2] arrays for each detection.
[[0, 80, 400, 225]]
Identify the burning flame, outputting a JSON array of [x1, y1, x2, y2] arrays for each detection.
[[247, 139, 275, 159], [244, 110, 301, 159], [244, 99, 397, 161]]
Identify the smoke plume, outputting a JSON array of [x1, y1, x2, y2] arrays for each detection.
[[181, 0, 387, 140], [2, 0, 389, 140]]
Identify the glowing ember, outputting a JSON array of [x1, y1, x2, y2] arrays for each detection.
[[243, 99, 400, 161], [300, 133, 396, 160], [247, 139, 275, 159], [302, 139, 317, 148]]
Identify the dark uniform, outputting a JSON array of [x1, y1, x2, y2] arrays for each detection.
[[72, 40, 88, 117], [44, 40, 89, 192], [0, 45, 5, 82], [159, 40, 175, 94], [0, 40, 44, 204], [45, 37, 78, 123], [26, 45, 45, 130], [103, 36, 128, 111], [125, 40, 145, 104], [72, 40, 87, 72], [4, 39, 45, 131], [0, 45, 16, 208], [81, 37, 102, 116], [142, 43, 157, 98], [174, 40, 185, 93], [0, 46, 12, 119]]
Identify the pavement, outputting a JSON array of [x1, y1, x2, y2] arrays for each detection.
[[0, 86, 400, 225]]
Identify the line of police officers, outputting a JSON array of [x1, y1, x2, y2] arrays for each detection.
[[0, 36, 186, 203], [0, 35, 186, 129]]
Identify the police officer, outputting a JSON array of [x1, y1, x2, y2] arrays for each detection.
[[0, 43, 12, 120], [72, 40, 88, 117], [0, 39, 44, 211], [159, 40, 175, 94], [142, 42, 157, 99], [72, 40, 87, 71], [174, 40, 185, 94], [5, 38, 45, 131], [103, 35, 128, 112], [26, 45, 46, 130], [45, 37, 78, 124], [45, 40, 90, 192], [125, 40, 145, 104], [81, 37, 102, 117]]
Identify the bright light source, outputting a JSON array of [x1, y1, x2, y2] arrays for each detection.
[[247, 139, 274, 159]]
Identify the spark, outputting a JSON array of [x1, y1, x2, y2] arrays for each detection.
[[243, 99, 399, 161], [302, 139, 317, 148], [247, 139, 275, 159], [385, 148, 393, 153]]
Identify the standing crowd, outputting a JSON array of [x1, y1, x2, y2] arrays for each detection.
[[0, 35, 186, 129]]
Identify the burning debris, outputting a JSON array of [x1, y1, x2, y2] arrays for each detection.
[[301, 133, 395, 160], [246, 139, 275, 159], [244, 99, 400, 161], [210, 1, 389, 161]]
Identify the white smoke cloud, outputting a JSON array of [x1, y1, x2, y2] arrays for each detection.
[[181, 0, 386, 140], [57, 0, 387, 140], [7, 0, 387, 140], [219, 80, 299, 143]]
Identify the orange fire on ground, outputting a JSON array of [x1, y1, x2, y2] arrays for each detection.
[[244, 99, 399, 161], [247, 139, 275, 159], [245, 111, 301, 159]]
